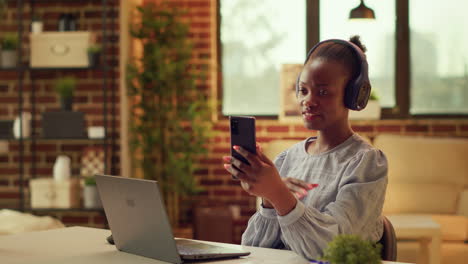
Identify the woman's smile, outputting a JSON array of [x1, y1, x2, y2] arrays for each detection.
[[302, 111, 321, 121]]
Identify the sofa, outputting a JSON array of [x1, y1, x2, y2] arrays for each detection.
[[374, 134, 468, 264], [262, 134, 468, 264]]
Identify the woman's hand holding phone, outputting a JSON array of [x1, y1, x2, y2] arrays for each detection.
[[223, 143, 284, 200], [223, 142, 319, 215]]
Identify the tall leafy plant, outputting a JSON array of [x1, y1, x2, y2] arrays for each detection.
[[127, 2, 213, 227]]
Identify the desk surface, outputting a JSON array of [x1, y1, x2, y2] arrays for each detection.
[[0, 227, 411, 264]]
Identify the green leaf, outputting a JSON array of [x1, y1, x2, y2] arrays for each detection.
[[126, 1, 214, 218], [321, 234, 382, 264]]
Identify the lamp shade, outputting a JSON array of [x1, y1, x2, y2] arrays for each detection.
[[349, 0, 375, 19]]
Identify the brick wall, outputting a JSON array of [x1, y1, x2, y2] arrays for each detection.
[[0, 0, 119, 228], [1, 0, 468, 243]]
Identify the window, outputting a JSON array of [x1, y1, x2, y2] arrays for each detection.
[[219, 0, 468, 118], [409, 0, 468, 114], [320, 0, 396, 108], [220, 0, 306, 115]]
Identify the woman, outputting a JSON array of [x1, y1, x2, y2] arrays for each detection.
[[222, 36, 388, 260]]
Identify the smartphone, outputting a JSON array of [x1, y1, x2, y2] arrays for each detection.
[[229, 116, 256, 179]]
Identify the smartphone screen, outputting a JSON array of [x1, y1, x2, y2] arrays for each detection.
[[230, 116, 256, 179]]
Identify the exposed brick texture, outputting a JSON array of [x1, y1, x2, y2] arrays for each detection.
[[0, 0, 120, 229], [2, 0, 468, 245]]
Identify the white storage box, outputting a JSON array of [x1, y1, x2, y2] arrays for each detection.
[[29, 178, 80, 208], [30, 31, 95, 68]]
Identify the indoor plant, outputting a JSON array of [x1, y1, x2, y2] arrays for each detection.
[[1, 33, 19, 68], [87, 44, 101, 67], [0, 1, 6, 22], [83, 176, 102, 209], [127, 2, 213, 227], [54, 77, 76, 111], [318, 234, 382, 264]]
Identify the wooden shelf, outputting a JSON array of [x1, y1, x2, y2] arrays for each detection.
[[4, 138, 105, 142], [0, 66, 98, 71]]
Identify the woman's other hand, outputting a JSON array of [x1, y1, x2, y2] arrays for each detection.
[[283, 178, 318, 199], [263, 178, 318, 208]]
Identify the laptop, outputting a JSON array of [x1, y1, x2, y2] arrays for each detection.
[[95, 174, 250, 263]]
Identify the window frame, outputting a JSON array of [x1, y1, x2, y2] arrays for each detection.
[[217, 0, 468, 119]]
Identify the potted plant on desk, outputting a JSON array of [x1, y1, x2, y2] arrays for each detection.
[[313, 234, 382, 264], [1, 33, 19, 68], [54, 76, 76, 111]]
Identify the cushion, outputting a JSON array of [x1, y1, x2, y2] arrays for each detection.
[[431, 214, 468, 241], [0, 209, 64, 235], [457, 189, 468, 216], [441, 242, 468, 264], [263, 140, 297, 160], [374, 134, 468, 185], [383, 183, 459, 214], [397, 241, 468, 264]]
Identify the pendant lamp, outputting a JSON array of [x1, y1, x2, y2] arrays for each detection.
[[349, 0, 375, 19]]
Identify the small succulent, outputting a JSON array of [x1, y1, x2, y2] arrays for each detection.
[[87, 45, 102, 54], [1, 33, 19, 51], [320, 234, 382, 264], [54, 77, 76, 98], [32, 13, 42, 22], [369, 90, 379, 101], [84, 176, 96, 186]]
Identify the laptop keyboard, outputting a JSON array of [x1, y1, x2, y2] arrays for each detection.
[[176, 239, 235, 255]]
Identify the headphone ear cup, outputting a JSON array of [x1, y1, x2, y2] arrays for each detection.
[[344, 80, 371, 110], [356, 81, 371, 109], [344, 82, 355, 109], [295, 74, 300, 97]]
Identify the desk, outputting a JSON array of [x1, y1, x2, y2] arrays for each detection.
[[0, 227, 411, 264], [387, 215, 441, 264]]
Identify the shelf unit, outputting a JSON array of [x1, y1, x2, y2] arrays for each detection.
[[0, 66, 98, 71], [2, 0, 117, 212]]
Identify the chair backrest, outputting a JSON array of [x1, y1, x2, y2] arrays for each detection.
[[378, 215, 397, 261]]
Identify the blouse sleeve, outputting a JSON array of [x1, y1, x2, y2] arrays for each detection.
[[241, 151, 288, 248], [277, 149, 388, 260]]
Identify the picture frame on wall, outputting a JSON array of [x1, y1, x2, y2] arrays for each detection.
[[279, 64, 303, 123]]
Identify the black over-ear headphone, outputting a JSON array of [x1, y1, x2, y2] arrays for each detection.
[[295, 39, 371, 111]]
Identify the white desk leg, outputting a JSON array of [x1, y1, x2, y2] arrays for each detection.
[[429, 234, 441, 264], [419, 238, 430, 264]]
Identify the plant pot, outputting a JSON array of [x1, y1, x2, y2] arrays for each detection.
[[60, 97, 73, 111], [31, 21, 44, 34], [83, 185, 102, 208], [1, 50, 17, 68], [349, 100, 381, 120], [13, 112, 32, 139], [87, 52, 100, 67]]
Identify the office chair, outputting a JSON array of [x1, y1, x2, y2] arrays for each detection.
[[378, 215, 397, 261]]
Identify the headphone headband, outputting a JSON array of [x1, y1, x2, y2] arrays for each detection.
[[296, 39, 371, 110]]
